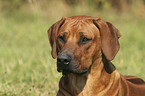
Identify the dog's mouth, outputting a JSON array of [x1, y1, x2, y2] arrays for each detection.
[[58, 69, 88, 76]]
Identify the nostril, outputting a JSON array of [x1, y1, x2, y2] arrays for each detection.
[[64, 59, 70, 65]]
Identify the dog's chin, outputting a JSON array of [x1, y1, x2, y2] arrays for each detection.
[[58, 69, 88, 76]]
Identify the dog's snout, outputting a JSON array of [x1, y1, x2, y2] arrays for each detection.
[[57, 54, 72, 65]]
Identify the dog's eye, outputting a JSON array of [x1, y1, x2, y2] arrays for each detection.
[[58, 36, 65, 43], [81, 37, 92, 44]]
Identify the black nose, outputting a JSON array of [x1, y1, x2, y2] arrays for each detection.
[[57, 54, 71, 65]]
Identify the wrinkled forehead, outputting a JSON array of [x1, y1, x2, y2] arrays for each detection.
[[58, 18, 100, 38]]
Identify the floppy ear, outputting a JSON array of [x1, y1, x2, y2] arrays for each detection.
[[48, 17, 66, 59], [93, 18, 121, 61]]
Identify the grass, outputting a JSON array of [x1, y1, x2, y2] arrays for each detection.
[[0, 4, 145, 96], [0, 10, 59, 95]]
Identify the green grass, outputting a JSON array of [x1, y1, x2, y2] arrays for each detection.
[[0, 7, 145, 96], [0, 10, 60, 95]]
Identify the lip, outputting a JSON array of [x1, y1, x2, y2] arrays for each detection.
[[61, 69, 88, 76], [62, 69, 71, 75], [78, 71, 88, 76]]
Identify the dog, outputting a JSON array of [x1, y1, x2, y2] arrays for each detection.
[[48, 16, 145, 96]]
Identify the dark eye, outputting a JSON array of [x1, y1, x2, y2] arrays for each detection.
[[58, 36, 65, 43], [81, 37, 92, 44]]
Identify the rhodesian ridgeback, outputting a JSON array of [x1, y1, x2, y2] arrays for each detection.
[[48, 16, 145, 96]]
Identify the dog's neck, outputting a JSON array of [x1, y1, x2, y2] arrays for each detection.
[[58, 57, 120, 96]]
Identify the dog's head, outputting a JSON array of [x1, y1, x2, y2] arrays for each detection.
[[48, 16, 121, 75]]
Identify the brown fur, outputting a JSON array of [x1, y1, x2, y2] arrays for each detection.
[[48, 16, 145, 96]]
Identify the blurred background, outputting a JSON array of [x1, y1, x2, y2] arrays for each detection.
[[0, 0, 145, 95]]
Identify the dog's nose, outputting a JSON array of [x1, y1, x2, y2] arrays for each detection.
[[57, 54, 71, 65]]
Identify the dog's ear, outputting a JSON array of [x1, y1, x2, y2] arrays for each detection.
[[93, 18, 121, 61], [48, 17, 66, 59]]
